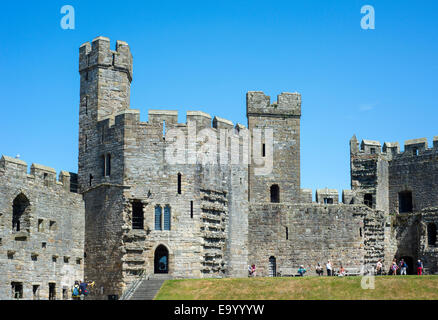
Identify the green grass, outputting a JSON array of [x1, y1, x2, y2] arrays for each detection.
[[154, 275, 438, 300]]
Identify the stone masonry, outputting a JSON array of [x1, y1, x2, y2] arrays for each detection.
[[0, 36, 437, 299]]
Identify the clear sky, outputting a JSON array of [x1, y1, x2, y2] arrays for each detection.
[[1, 0, 437, 195]]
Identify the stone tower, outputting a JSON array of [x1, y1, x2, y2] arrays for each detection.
[[78, 36, 133, 190], [246, 91, 301, 203]]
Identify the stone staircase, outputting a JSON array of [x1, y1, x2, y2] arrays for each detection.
[[128, 274, 172, 300]]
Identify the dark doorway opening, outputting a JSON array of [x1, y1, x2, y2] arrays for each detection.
[[49, 283, 56, 300], [399, 191, 413, 213], [12, 193, 30, 232], [154, 245, 169, 274], [269, 256, 277, 277], [132, 201, 144, 230]]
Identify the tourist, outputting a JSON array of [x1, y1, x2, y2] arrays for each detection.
[[391, 261, 398, 275], [338, 265, 346, 277], [79, 280, 89, 300], [326, 260, 333, 276], [316, 263, 323, 276], [248, 265, 253, 277], [376, 259, 383, 275], [400, 259, 407, 275], [72, 281, 80, 301], [297, 265, 306, 277], [251, 264, 256, 277], [417, 259, 423, 275]]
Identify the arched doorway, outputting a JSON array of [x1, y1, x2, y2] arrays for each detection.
[[154, 245, 169, 274], [269, 256, 276, 277]]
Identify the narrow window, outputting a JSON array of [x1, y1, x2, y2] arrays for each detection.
[[49, 283, 56, 300], [190, 201, 194, 219], [89, 174, 93, 187], [38, 219, 43, 232], [33, 285, 40, 300], [42, 242, 46, 248], [398, 191, 413, 213], [364, 194, 373, 208], [85, 71, 89, 81], [324, 198, 333, 204], [270, 184, 280, 203], [101, 128, 105, 143], [64, 256, 69, 263], [132, 201, 144, 230], [11, 282, 23, 299], [85, 134, 88, 150], [163, 205, 171, 231], [106, 154, 111, 176], [360, 228, 363, 237], [52, 256, 57, 263], [427, 223, 437, 246], [163, 120, 166, 138], [413, 148, 419, 156], [262, 143, 266, 157], [155, 206, 162, 230], [286, 227, 288, 240], [85, 96, 88, 115], [101, 155, 106, 176], [177, 173, 182, 194]]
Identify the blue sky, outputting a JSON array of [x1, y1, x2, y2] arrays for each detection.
[[0, 0, 437, 195]]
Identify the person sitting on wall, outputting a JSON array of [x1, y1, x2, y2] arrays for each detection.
[[338, 265, 346, 277], [297, 265, 307, 277], [316, 263, 323, 276], [251, 264, 256, 277]]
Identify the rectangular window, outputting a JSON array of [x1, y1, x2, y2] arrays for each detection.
[[155, 206, 162, 230], [52, 256, 57, 263], [106, 154, 111, 176], [164, 205, 171, 231], [262, 143, 266, 157], [31, 254, 38, 261], [64, 256, 69, 263], [190, 201, 194, 219], [49, 221, 56, 231], [324, 198, 333, 204], [370, 148, 376, 154], [399, 191, 413, 213]]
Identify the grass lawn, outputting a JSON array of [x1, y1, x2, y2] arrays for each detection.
[[154, 275, 438, 300]]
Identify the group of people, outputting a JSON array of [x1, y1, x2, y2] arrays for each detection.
[[377, 258, 424, 276], [72, 280, 94, 300], [247, 258, 426, 277]]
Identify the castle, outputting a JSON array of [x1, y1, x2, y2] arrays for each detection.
[[1, 37, 437, 300]]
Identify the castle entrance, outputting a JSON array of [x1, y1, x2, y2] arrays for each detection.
[[154, 245, 169, 274]]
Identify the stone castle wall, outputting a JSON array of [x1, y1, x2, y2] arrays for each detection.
[[0, 156, 84, 300]]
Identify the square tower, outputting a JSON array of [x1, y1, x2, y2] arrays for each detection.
[[246, 91, 301, 203]]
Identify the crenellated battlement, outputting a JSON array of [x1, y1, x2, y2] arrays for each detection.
[[79, 36, 133, 81], [0, 155, 78, 193], [246, 91, 301, 117], [351, 136, 438, 158]]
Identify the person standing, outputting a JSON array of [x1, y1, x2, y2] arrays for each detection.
[[417, 260, 424, 275], [72, 281, 80, 301], [400, 259, 407, 275], [316, 263, 324, 276], [326, 260, 332, 276], [79, 280, 89, 300], [251, 264, 257, 277]]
